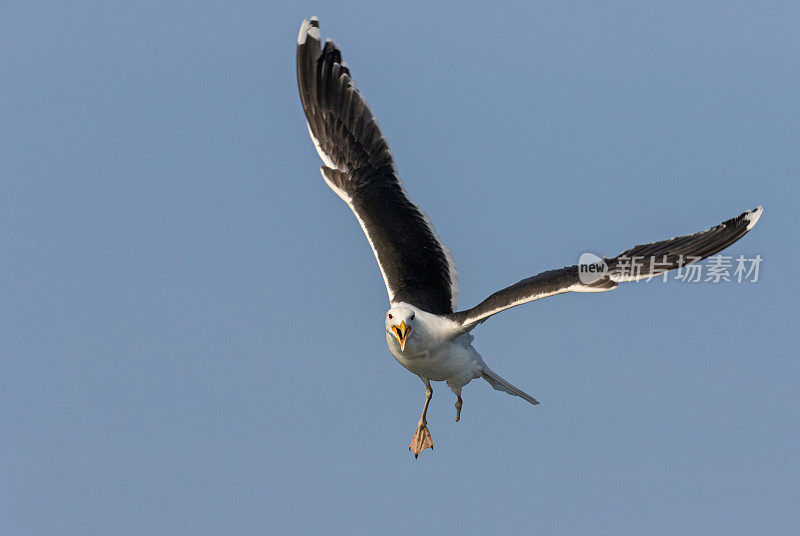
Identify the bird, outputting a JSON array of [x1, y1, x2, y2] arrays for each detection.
[[295, 17, 763, 458]]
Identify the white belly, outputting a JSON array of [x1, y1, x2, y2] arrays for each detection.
[[387, 332, 484, 386]]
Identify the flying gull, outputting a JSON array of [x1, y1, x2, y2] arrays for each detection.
[[296, 17, 763, 457]]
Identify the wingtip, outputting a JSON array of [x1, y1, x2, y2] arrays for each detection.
[[297, 16, 321, 45], [745, 205, 763, 231]]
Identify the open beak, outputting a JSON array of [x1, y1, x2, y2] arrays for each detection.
[[391, 321, 412, 351]]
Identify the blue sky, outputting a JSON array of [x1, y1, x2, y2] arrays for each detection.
[[2, 1, 799, 534]]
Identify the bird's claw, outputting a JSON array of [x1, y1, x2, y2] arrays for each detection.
[[409, 423, 433, 458]]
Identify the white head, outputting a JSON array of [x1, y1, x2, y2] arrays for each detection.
[[385, 306, 416, 351]]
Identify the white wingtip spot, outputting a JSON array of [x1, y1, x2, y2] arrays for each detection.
[[745, 206, 763, 230], [297, 20, 309, 45], [297, 17, 321, 45]]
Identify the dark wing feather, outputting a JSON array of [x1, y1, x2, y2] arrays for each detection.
[[297, 18, 458, 314], [448, 207, 762, 331]]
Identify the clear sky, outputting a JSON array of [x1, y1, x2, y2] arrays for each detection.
[[3, 1, 799, 534]]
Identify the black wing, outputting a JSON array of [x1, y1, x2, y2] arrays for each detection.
[[297, 17, 458, 314], [447, 206, 763, 331]]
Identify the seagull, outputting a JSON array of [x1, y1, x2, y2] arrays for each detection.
[[296, 17, 763, 458]]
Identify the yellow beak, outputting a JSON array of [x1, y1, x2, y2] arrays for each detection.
[[391, 321, 412, 351]]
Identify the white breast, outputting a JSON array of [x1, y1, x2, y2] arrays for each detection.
[[386, 327, 483, 385]]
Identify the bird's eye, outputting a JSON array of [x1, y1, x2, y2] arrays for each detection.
[[410, 314, 415, 320], [388, 314, 393, 319]]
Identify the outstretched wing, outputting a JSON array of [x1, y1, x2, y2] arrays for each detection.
[[447, 206, 763, 331], [297, 17, 458, 315]]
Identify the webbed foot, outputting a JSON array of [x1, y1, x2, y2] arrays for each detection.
[[409, 422, 433, 458]]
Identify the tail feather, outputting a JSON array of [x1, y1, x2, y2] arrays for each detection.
[[482, 367, 539, 405]]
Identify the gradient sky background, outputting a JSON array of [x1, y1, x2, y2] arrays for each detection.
[[3, 1, 799, 534]]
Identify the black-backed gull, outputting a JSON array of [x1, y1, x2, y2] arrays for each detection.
[[296, 17, 763, 457]]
